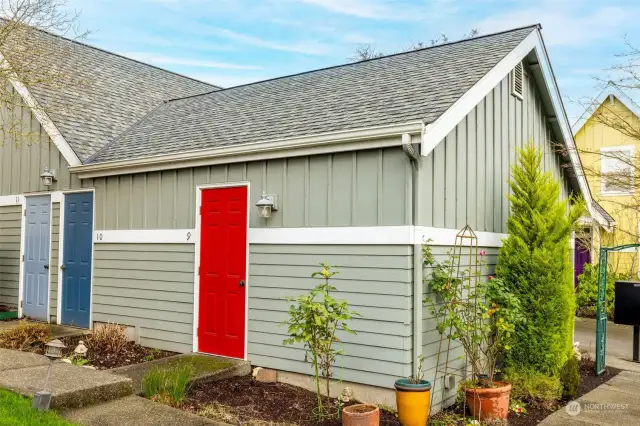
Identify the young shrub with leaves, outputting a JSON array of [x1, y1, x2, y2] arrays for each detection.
[[281, 263, 359, 419], [576, 263, 626, 319], [496, 145, 584, 376]]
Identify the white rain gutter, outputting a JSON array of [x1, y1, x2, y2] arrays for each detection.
[[71, 121, 424, 179]]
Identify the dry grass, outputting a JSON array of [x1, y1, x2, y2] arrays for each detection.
[[0, 321, 50, 351], [87, 322, 128, 354]]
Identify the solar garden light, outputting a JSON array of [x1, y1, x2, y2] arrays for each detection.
[[33, 339, 66, 411], [256, 192, 278, 218]]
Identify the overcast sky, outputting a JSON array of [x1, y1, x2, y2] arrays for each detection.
[[66, 0, 640, 123]]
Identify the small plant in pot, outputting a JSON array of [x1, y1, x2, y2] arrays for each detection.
[[424, 244, 522, 421], [394, 354, 431, 426]]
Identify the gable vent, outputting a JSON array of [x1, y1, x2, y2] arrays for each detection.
[[511, 62, 524, 100]]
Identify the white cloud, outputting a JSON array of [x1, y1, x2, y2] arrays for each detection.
[[294, 0, 431, 21], [205, 27, 333, 55], [476, 5, 632, 46], [121, 52, 262, 70]]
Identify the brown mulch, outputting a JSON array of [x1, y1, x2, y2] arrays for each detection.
[[25, 335, 176, 370], [430, 357, 622, 426], [184, 375, 401, 426]]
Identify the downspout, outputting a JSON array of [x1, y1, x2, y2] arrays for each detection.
[[403, 132, 423, 377]]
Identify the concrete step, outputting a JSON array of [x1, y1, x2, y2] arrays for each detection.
[[0, 360, 133, 409], [61, 395, 224, 426]]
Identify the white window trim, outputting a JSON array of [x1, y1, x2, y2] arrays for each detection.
[[600, 145, 635, 196]]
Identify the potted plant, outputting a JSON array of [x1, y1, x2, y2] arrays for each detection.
[[424, 244, 522, 421], [394, 355, 431, 426]]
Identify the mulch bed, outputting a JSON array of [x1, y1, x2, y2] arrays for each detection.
[[430, 356, 622, 426], [24, 335, 176, 370], [184, 375, 401, 426]]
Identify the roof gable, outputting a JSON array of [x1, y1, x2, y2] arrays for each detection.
[[573, 82, 640, 135]]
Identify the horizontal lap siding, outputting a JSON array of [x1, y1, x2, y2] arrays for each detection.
[[0, 205, 20, 308], [248, 244, 413, 389], [85, 146, 411, 230], [92, 243, 194, 353], [422, 246, 499, 411], [50, 203, 60, 322]]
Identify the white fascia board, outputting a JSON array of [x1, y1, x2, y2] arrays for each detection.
[[420, 30, 540, 157], [71, 121, 424, 179], [572, 83, 640, 135], [0, 52, 81, 167]]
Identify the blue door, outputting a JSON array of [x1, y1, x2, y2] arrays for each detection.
[[23, 195, 51, 321], [61, 192, 94, 328]]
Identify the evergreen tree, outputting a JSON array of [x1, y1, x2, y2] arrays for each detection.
[[496, 145, 583, 375]]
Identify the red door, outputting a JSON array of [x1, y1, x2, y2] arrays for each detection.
[[198, 186, 248, 358]]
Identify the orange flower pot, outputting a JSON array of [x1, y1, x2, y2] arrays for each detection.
[[464, 381, 512, 420], [342, 404, 380, 426], [394, 379, 431, 426]]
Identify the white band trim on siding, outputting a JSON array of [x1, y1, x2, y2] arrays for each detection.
[[91, 226, 508, 247], [0, 195, 23, 206], [93, 229, 196, 244]]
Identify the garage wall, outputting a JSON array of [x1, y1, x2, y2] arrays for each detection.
[[92, 243, 194, 353], [248, 244, 413, 389], [0, 205, 21, 308]]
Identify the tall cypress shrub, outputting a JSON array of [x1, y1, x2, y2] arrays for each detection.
[[496, 145, 582, 375]]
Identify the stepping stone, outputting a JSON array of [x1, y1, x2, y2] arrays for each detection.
[[0, 348, 49, 371], [0, 361, 133, 409]]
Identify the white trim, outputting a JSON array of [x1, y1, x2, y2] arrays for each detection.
[[193, 182, 250, 360], [0, 195, 23, 206], [57, 194, 65, 324], [93, 229, 195, 244], [248, 226, 507, 247], [420, 30, 539, 157], [46, 195, 53, 323], [71, 122, 424, 179], [17, 197, 25, 318], [0, 53, 81, 167], [572, 82, 640, 135]]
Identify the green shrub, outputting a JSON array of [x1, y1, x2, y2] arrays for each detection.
[[142, 364, 194, 406], [496, 145, 583, 376], [505, 368, 562, 409], [560, 356, 580, 398], [576, 263, 628, 319]]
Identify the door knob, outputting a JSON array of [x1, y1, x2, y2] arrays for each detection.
[[239, 280, 245, 287], [60, 265, 66, 270], [44, 264, 49, 270]]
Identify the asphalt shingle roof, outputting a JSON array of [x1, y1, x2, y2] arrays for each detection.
[[592, 201, 615, 225], [6, 29, 216, 161], [88, 26, 536, 164]]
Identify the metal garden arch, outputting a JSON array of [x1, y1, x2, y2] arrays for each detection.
[[595, 243, 640, 374]]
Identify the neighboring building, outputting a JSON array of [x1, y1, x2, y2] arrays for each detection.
[[573, 82, 640, 277], [0, 24, 598, 410]]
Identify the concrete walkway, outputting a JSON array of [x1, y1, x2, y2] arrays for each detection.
[[574, 317, 640, 372], [540, 369, 640, 425]]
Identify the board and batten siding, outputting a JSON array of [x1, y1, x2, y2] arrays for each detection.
[[420, 67, 572, 233], [81, 146, 413, 231], [248, 244, 413, 389], [0, 87, 82, 196], [49, 203, 60, 322], [422, 246, 499, 411], [92, 243, 194, 353], [0, 205, 21, 308]]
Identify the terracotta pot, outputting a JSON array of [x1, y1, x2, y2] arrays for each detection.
[[394, 379, 431, 426], [464, 381, 512, 420], [342, 404, 380, 426]]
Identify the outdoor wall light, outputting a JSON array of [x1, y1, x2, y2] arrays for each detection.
[[256, 192, 278, 218], [40, 167, 56, 188]]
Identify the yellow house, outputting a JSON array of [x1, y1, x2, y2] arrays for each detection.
[[574, 82, 640, 276]]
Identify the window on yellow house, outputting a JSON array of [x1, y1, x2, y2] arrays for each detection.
[[601, 145, 635, 195]]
